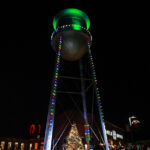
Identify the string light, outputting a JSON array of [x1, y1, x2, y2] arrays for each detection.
[[88, 43, 109, 150], [87, 44, 104, 119], [44, 36, 62, 150], [51, 24, 92, 42], [48, 23, 108, 149], [84, 124, 91, 142]]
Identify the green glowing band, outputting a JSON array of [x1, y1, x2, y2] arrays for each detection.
[[53, 8, 90, 31]]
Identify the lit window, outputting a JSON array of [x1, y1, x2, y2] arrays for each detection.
[[85, 144, 87, 150], [111, 140, 113, 145], [34, 143, 38, 150], [21, 143, 24, 150], [0, 141, 5, 150], [40, 142, 44, 150], [29, 143, 32, 150], [8, 142, 12, 150], [14, 142, 19, 150]]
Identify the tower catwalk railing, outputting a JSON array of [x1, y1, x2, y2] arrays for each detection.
[[44, 37, 62, 150]]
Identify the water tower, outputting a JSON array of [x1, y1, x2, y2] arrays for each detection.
[[44, 8, 109, 150]]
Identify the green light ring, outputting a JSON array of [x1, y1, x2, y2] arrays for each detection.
[[53, 8, 90, 31]]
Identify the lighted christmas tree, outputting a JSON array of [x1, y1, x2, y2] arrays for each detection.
[[65, 123, 84, 150]]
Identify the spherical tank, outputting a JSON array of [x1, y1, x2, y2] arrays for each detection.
[[51, 8, 92, 61]]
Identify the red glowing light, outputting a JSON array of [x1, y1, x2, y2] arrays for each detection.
[[38, 124, 41, 134], [30, 124, 35, 135]]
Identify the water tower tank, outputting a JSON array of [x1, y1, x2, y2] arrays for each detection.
[[51, 8, 92, 61]]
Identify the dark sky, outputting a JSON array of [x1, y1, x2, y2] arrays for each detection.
[[0, 2, 149, 140]]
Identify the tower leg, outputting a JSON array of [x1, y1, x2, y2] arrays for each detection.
[[79, 59, 91, 150], [87, 42, 109, 150], [44, 36, 62, 150]]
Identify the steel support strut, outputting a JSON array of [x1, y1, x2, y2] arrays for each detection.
[[44, 36, 62, 150], [88, 42, 109, 150], [79, 59, 91, 150]]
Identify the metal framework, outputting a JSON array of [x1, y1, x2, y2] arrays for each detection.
[[44, 8, 109, 149], [44, 52, 109, 150], [44, 44, 109, 150]]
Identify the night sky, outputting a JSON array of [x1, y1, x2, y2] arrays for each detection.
[[0, 3, 149, 140]]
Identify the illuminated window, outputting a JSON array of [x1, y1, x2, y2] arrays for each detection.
[[21, 143, 24, 150], [8, 142, 12, 150], [14, 142, 19, 150], [29, 143, 32, 150], [40, 142, 44, 150], [34, 143, 38, 150], [85, 144, 88, 150], [111, 140, 113, 145], [0, 141, 5, 150]]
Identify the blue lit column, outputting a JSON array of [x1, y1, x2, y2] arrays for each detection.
[[44, 36, 62, 150], [79, 59, 91, 149]]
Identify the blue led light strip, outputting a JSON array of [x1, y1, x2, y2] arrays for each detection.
[[88, 42, 109, 150], [84, 124, 91, 142], [79, 59, 91, 145], [44, 36, 62, 150]]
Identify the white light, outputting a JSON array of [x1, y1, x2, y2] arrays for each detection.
[[85, 144, 88, 150], [29, 144, 32, 148], [117, 134, 123, 139], [106, 130, 112, 136], [106, 130, 123, 140], [8, 142, 12, 147]]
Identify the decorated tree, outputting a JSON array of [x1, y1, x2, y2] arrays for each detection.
[[65, 123, 84, 150]]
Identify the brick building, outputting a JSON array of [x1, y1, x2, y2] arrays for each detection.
[[0, 111, 125, 150]]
